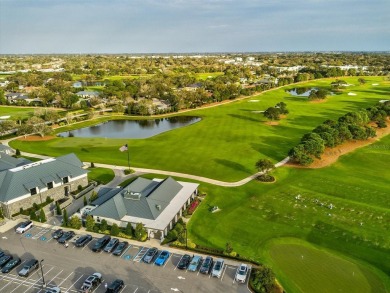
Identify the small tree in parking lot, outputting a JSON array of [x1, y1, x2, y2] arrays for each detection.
[[134, 222, 147, 241], [39, 209, 46, 223]]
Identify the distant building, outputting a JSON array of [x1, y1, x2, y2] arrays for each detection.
[[0, 153, 88, 218], [76, 91, 100, 99], [89, 177, 198, 240]]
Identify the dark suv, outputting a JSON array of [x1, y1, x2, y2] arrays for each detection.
[[103, 238, 119, 253], [92, 235, 111, 252], [106, 279, 124, 293], [199, 256, 213, 274], [75, 234, 93, 247]]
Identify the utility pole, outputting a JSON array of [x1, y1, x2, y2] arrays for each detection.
[[40, 259, 46, 288]]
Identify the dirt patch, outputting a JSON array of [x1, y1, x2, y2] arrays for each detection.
[[287, 124, 390, 169], [309, 99, 327, 104], [18, 135, 56, 141], [264, 121, 279, 126]]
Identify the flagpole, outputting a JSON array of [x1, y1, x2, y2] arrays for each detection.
[[127, 144, 130, 170]]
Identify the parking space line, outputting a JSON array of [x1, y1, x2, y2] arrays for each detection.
[[120, 244, 132, 258], [57, 271, 74, 287], [119, 285, 127, 293], [133, 246, 149, 262], [220, 265, 228, 282], [133, 288, 138, 293], [65, 273, 84, 293], [23, 266, 53, 293], [163, 254, 171, 268], [46, 269, 63, 286], [8, 269, 42, 293]]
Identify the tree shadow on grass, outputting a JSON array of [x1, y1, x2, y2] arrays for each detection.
[[228, 113, 260, 123], [214, 158, 253, 175]]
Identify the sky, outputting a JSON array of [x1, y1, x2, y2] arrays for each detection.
[[0, 0, 389, 54]]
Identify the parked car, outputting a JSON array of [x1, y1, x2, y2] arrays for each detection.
[[75, 234, 93, 247], [235, 263, 249, 283], [188, 255, 203, 272], [0, 250, 4, 258], [177, 254, 191, 270], [154, 250, 170, 266], [0, 255, 12, 268], [16, 220, 33, 234], [92, 235, 111, 252], [45, 287, 61, 293], [106, 279, 124, 293], [58, 231, 75, 244], [1, 257, 21, 273], [51, 229, 64, 239], [199, 256, 214, 274], [113, 241, 128, 256], [143, 247, 158, 264], [18, 258, 39, 277], [104, 238, 119, 253], [211, 258, 225, 278], [81, 272, 102, 292]]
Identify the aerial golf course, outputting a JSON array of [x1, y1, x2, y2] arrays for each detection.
[[9, 77, 390, 292]]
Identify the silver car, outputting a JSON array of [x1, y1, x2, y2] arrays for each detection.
[[45, 287, 61, 293], [211, 258, 224, 278], [18, 259, 39, 277]]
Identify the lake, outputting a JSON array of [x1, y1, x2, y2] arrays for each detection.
[[57, 116, 201, 139]]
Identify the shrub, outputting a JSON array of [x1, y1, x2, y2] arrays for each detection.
[[85, 215, 95, 231], [78, 185, 83, 192], [100, 219, 108, 232], [124, 223, 134, 237], [56, 202, 62, 215], [250, 266, 276, 293], [15, 149, 21, 156], [39, 209, 46, 223], [110, 223, 120, 236], [45, 196, 52, 204], [83, 196, 87, 206], [187, 199, 200, 215], [69, 215, 82, 229]]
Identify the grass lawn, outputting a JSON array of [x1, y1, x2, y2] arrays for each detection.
[[265, 238, 388, 293], [186, 134, 390, 290], [87, 167, 115, 185], [10, 77, 390, 182], [195, 72, 224, 80], [0, 106, 36, 120]]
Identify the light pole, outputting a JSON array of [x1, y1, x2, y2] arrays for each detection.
[[40, 259, 46, 288]]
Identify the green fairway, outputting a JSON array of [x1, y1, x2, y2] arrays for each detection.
[[266, 239, 387, 293], [0, 106, 36, 120], [187, 135, 390, 288], [195, 72, 223, 80], [10, 77, 390, 182]]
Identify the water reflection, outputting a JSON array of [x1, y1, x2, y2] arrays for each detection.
[[57, 116, 201, 139]]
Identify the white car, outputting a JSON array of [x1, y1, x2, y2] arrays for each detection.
[[211, 258, 224, 278], [45, 287, 61, 293], [16, 220, 33, 234], [235, 264, 249, 283]]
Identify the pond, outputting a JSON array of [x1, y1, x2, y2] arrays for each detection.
[[286, 87, 318, 96], [57, 116, 201, 139], [286, 87, 334, 97]]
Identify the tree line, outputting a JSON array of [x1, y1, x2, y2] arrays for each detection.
[[289, 101, 390, 165]]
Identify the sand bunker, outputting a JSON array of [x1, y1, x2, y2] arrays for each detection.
[[348, 92, 357, 96], [372, 83, 379, 86], [252, 110, 265, 113], [248, 100, 260, 102]]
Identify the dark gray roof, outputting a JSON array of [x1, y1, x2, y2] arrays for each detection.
[[90, 177, 183, 221], [0, 153, 87, 203], [0, 154, 31, 172], [92, 187, 123, 206]]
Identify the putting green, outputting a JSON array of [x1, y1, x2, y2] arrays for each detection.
[[266, 239, 388, 293]]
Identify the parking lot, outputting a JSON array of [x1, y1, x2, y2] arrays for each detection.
[[0, 225, 251, 292]]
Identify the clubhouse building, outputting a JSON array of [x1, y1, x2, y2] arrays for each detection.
[[89, 177, 199, 240]]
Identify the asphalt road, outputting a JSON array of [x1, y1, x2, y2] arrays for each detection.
[[0, 226, 251, 293]]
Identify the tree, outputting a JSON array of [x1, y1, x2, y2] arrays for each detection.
[[56, 202, 62, 216], [276, 102, 289, 114], [263, 107, 280, 120], [288, 144, 314, 166], [83, 196, 87, 206], [39, 208, 46, 223], [358, 78, 366, 85], [29, 209, 37, 221], [89, 191, 98, 203], [110, 223, 120, 236], [62, 209, 68, 227], [100, 219, 108, 232], [250, 265, 276, 293], [85, 215, 95, 231], [69, 216, 82, 229], [134, 222, 147, 241], [225, 242, 233, 254], [124, 222, 134, 237], [255, 159, 274, 174]]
